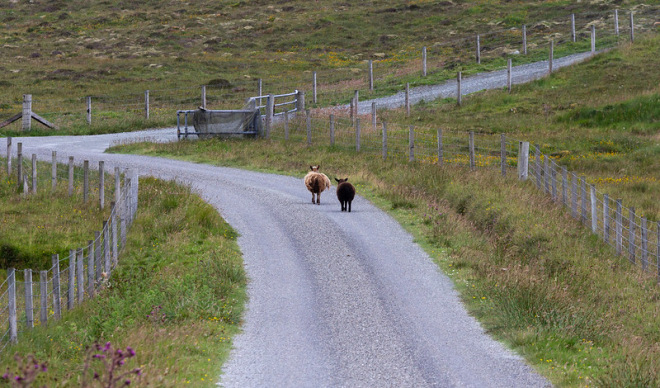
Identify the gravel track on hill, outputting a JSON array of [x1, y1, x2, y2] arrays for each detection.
[[0, 52, 598, 387]]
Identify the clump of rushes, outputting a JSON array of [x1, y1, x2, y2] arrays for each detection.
[[2, 353, 48, 387], [82, 342, 142, 387]]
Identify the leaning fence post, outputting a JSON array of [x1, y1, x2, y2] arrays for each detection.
[[422, 46, 427, 76], [99, 161, 105, 210], [522, 25, 527, 54], [438, 129, 444, 167], [22, 94, 32, 131], [88, 240, 95, 296], [68, 156, 74, 197], [17, 142, 22, 191], [39, 270, 47, 327], [7, 136, 12, 175], [52, 254, 61, 320], [77, 248, 84, 304], [571, 14, 576, 42], [641, 217, 648, 271], [382, 122, 388, 161], [51, 151, 57, 191], [306, 109, 312, 145], [356, 118, 361, 152], [518, 141, 529, 180], [84, 160, 89, 203], [329, 114, 335, 146], [500, 134, 506, 177], [457, 72, 462, 105], [590, 185, 597, 234], [603, 194, 610, 243], [95, 231, 102, 283], [86, 96, 92, 125], [31, 153, 37, 194], [24, 269, 33, 329], [616, 200, 623, 255], [111, 203, 118, 267], [591, 25, 596, 55], [8, 268, 17, 343], [144, 90, 150, 119], [104, 221, 111, 276], [68, 250, 75, 310], [629, 207, 636, 264], [469, 131, 475, 170], [614, 9, 620, 37], [409, 125, 415, 162]]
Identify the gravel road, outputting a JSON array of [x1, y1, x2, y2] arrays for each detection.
[[0, 52, 599, 387]]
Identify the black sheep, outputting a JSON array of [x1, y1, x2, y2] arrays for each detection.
[[335, 178, 356, 212]]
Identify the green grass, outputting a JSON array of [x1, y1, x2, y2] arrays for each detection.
[[0, 176, 246, 387]]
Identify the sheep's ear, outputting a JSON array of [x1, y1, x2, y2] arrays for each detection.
[[309, 166, 313, 170], [335, 178, 340, 183], [345, 178, 349, 181]]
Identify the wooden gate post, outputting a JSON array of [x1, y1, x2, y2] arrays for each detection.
[[51, 254, 61, 320], [571, 14, 576, 42], [518, 141, 529, 181], [39, 270, 48, 326], [22, 94, 32, 130], [24, 269, 33, 329], [8, 268, 17, 343]]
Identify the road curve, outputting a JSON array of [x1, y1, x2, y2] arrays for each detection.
[[2, 131, 551, 387]]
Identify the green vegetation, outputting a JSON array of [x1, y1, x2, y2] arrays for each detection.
[[0, 173, 246, 387]]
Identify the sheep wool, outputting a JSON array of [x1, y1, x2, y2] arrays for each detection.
[[304, 165, 331, 205]]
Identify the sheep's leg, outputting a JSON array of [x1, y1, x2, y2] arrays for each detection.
[[341, 200, 346, 211], [311, 193, 316, 204], [348, 200, 352, 212], [317, 192, 321, 205]]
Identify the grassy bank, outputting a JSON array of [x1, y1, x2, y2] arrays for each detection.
[[0, 176, 246, 387]]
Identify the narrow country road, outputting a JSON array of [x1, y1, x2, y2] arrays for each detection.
[[0, 52, 598, 386]]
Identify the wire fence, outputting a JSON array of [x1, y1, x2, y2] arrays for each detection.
[[0, 140, 140, 353], [1, 7, 659, 132], [267, 112, 660, 282]]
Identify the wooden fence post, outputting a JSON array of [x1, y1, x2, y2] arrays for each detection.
[[629, 207, 636, 264], [603, 194, 610, 243], [354, 90, 359, 118], [476, 35, 481, 64], [17, 142, 22, 190], [581, 177, 588, 225], [469, 131, 475, 170], [99, 161, 105, 210], [571, 14, 576, 42], [356, 118, 361, 152], [591, 25, 596, 55], [571, 174, 578, 218], [7, 137, 12, 175], [522, 25, 527, 54], [382, 122, 387, 161], [409, 125, 415, 162], [95, 231, 102, 283], [641, 217, 648, 270], [457, 72, 462, 105], [656, 221, 660, 282], [77, 248, 84, 303], [306, 109, 311, 145], [500, 134, 506, 177], [67, 250, 75, 310], [144, 90, 150, 119], [422, 46, 427, 76], [258, 78, 263, 98], [265, 94, 273, 139], [32, 154, 37, 194], [329, 115, 335, 146], [405, 83, 410, 116], [104, 221, 111, 276], [86, 96, 92, 125], [518, 141, 529, 180], [22, 94, 32, 130], [507, 58, 512, 93], [616, 200, 623, 255], [24, 269, 33, 329], [39, 270, 48, 327], [350, 97, 354, 125], [201, 85, 206, 109], [372, 102, 377, 132], [549, 40, 554, 75], [369, 60, 374, 91], [614, 9, 620, 37], [534, 145, 541, 189], [83, 160, 89, 203], [630, 12, 634, 43], [561, 166, 568, 206], [88, 240, 95, 296], [115, 166, 121, 206], [590, 185, 598, 234], [68, 156, 74, 197], [8, 268, 17, 343], [438, 129, 444, 167], [52, 254, 61, 320], [551, 160, 557, 200], [544, 156, 550, 194], [312, 71, 317, 104], [284, 109, 289, 141], [111, 202, 118, 267], [51, 151, 57, 191]]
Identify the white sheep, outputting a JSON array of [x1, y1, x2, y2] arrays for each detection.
[[304, 165, 331, 205]]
